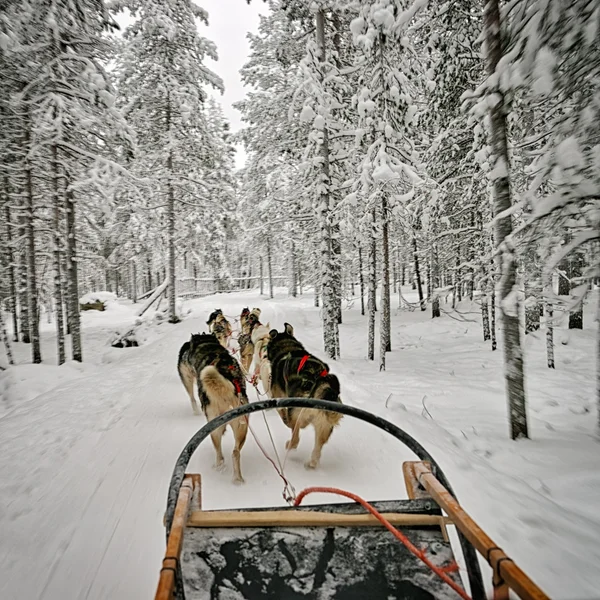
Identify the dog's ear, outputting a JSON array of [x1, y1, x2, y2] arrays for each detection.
[[269, 329, 278, 339], [284, 323, 294, 336]]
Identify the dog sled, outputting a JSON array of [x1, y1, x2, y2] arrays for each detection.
[[155, 399, 549, 600]]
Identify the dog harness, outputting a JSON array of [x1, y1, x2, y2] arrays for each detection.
[[297, 354, 328, 378]]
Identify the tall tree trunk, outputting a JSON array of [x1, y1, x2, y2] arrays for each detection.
[[359, 243, 365, 316], [484, 0, 528, 439], [259, 255, 264, 295], [17, 254, 33, 342], [0, 310, 14, 366], [412, 234, 425, 311], [316, 9, 338, 359], [166, 100, 179, 324], [431, 245, 440, 319], [546, 299, 555, 369], [381, 195, 391, 356], [332, 224, 342, 325], [490, 267, 497, 351], [368, 209, 377, 361], [132, 261, 137, 304], [568, 251, 584, 329], [3, 188, 19, 342], [51, 143, 65, 365], [65, 186, 82, 361], [481, 292, 491, 340], [23, 116, 40, 361], [289, 238, 298, 297], [267, 237, 274, 299]]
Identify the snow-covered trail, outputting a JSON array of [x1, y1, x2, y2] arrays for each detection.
[[1, 289, 599, 599], [0, 293, 413, 600]]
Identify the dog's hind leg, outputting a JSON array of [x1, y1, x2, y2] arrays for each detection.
[[210, 425, 226, 471], [305, 419, 334, 470], [230, 417, 248, 484], [285, 410, 302, 451]]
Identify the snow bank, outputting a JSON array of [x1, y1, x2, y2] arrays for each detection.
[[0, 361, 100, 418]]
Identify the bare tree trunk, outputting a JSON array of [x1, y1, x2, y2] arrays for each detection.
[[359, 243, 365, 316], [431, 247, 440, 319], [65, 186, 82, 361], [0, 310, 14, 366], [23, 116, 40, 362], [259, 255, 264, 295], [568, 251, 584, 329], [381, 195, 391, 358], [546, 299, 555, 369], [368, 209, 376, 361], [332, 225, 342, 325], [3, 189, 19, 342], [166, 100, 179, 324], [481, 292, 491, 340], [412, 234, 425, 311], [51, 142, 65, 365], [316, 9, 338, 359], [267, 237, 274, 299], [484, 0, 528, 439], [132, 261, 137, 303], [289, 238, 298, 297], [490, 269, 497, 351]]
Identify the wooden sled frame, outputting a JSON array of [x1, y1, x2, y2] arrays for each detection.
[[155, 398, 549, 600]]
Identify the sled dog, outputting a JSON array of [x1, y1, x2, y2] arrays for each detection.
[[238, 307, 263, 372], [207, 309, 232, 349], [177, 333, 248, 483], [267, 323, 343, 469]]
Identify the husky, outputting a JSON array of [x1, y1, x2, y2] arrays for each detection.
[[177, 333, 249, 483], [251, 323, 272, 395], [238, 307, 262, 373], [207, 309, 232, 349], [267, 323, 343, 469]]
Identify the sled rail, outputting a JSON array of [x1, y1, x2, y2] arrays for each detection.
[[410, 461, 549, 600]]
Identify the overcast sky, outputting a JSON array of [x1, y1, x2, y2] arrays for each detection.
[[200, 1, 270, 170]]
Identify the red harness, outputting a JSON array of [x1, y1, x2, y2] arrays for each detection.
[[297, 354, 328, 378], [226, 364, 242, 395]]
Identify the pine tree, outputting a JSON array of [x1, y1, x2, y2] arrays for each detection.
[[116, 0, 223, 323]]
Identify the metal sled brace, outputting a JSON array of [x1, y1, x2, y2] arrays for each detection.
[[154, 399, 549, 600]]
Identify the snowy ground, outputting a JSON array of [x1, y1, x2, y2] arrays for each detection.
[[0, 288, 598, 600]]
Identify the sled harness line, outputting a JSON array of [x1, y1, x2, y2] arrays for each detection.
[[236, 369, 296, 504], [294, 486, 470, 600]]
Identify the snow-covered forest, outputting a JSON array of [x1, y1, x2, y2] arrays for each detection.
[[1, 0, 599, 598]]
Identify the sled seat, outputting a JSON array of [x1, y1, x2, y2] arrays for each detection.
[[157, 474, 461, 600]]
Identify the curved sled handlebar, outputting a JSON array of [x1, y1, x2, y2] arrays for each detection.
[[164, 398, 485, 599]]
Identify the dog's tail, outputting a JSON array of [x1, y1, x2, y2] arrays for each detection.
[[200, 365, 238, 411]]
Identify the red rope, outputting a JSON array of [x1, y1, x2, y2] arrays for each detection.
[[294, 486, 471, 600]]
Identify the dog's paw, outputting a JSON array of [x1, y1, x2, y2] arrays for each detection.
[[213, 460, 226, 472], [304, 460, 318, 470], [285, 440, 298, 451], [232, 476, 245, 485]]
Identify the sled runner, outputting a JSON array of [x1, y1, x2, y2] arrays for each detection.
[[155, 399, 549, 600]]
